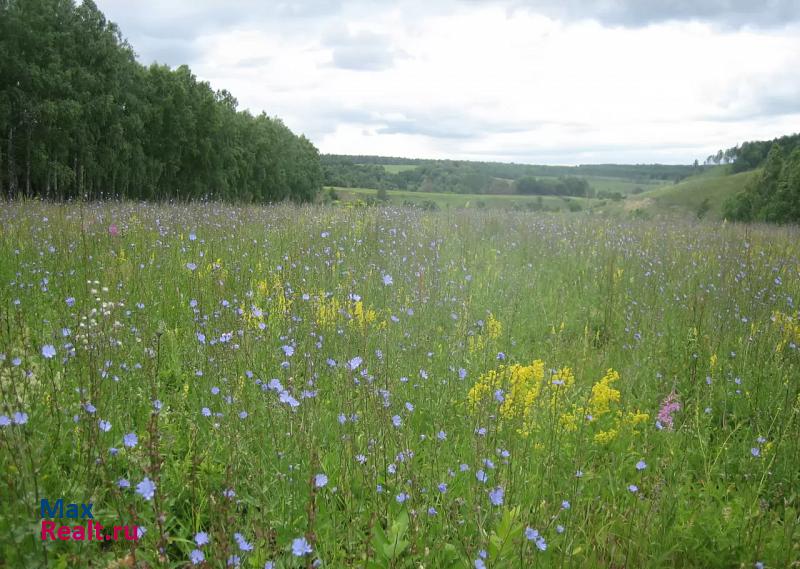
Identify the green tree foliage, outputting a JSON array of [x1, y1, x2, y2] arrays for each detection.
[[0, 0, 321, 201], [724, 143, 800, 223], [321, 155, 693, 196], [514, 175, 592, 197], [334, 154, 697, 180], [708, 132, 800, 173]]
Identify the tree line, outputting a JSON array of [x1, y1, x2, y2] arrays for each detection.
[[322, 154, 695, 196], [706, 133, 800, 173], [0, 0, 321, 202], [330, 154, 697, 180], [514, 175, 592, 197]]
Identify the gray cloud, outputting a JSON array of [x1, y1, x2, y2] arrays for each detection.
[[748, 73, 800, 117], [235, 55, 273, 69], [498, 0, 800, 27], [757, 92, 800, 117], [288, 106, 378, 139], [128, 37, 203, 67], [95, 0, 800, 164], [331, 48, 395, 71], [377, 121, 477, 139], [697, 71, 800, 122], [463, 140, 713, 165], [375, 113, 544, 139], [295, 102, 542, 141], [100, 0, 800, 69], [324, 30, 399, 71], [98, 0, 346, 66]]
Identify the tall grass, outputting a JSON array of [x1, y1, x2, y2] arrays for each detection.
[[1, 201, 798, 568]]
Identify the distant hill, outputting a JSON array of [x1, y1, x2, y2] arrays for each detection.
[[322, 149, 796, 222], [699, 133, 800, 223], [321, 154, 701, 197], [324, 163, 786, 221], [618, 166, 760, 219]]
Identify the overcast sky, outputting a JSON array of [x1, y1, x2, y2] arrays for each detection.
[[95, 0, 800, 165]]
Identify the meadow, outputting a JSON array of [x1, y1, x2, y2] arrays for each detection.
[[328, 187, 592, 211], [1, 201, 799, 568], [373, 165, 420, 174], [328, 164, 749, 219]]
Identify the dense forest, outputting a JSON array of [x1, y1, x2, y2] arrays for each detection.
[[724, 142, 800, 222], [704, 132, 800, 222], [0, 0, 322, 202], [706, 133, 800, 173], [321, 154, 699, 196]]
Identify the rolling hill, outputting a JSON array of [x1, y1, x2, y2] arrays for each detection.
[[620, 166, 760, 218], [326, 163, 759, 219]]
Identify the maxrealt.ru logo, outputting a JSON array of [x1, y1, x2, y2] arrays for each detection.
[[40, 499, 141, 542]]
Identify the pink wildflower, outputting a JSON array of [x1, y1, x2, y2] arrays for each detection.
[[109, 223, 119, 237], [657, 391, 681, 430]]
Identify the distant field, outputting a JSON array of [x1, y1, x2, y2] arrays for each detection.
[[366, 164, 419, 173], [328, 186, 592, 211], [584, 176, 664, 195], [494, 175, 664, 196], [329, 165, 759, 220], [366, 163, 668, 195]]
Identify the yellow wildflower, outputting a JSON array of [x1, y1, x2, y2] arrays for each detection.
[[624, 411, 650, 426], [594, 428, 618, 444], [349, 300, 377, 330], [588, 368, 621, 417], [316, 295, 341, 329], [486, 313, 502, 339]]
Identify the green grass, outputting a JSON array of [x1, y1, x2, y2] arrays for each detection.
[[380, 164, 419, 174], [623, 166, 759, 218], [1, 201, 798, 568], [367, 163, 665, 195], [334, 171, 667, 212], [331, 163, 760, 219], [584, 175, 664, 195], [329, 186, 591, 211]]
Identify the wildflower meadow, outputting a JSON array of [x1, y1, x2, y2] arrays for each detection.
[[1, 201, 799, 568]]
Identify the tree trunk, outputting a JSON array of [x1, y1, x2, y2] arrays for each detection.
[[7, 128, 18, 197], [0, 139, 4, 198], [73, 155, 78, 196], [25, 130, 31, 198]]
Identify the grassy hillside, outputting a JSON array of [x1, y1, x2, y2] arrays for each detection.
[[378, 164, 419, 173], [618, 166, 760, 218], [584, 176, 661, 195], [326, 165, 761, 220]]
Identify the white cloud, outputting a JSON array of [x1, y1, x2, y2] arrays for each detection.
[[96, 0, 800, 164]]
